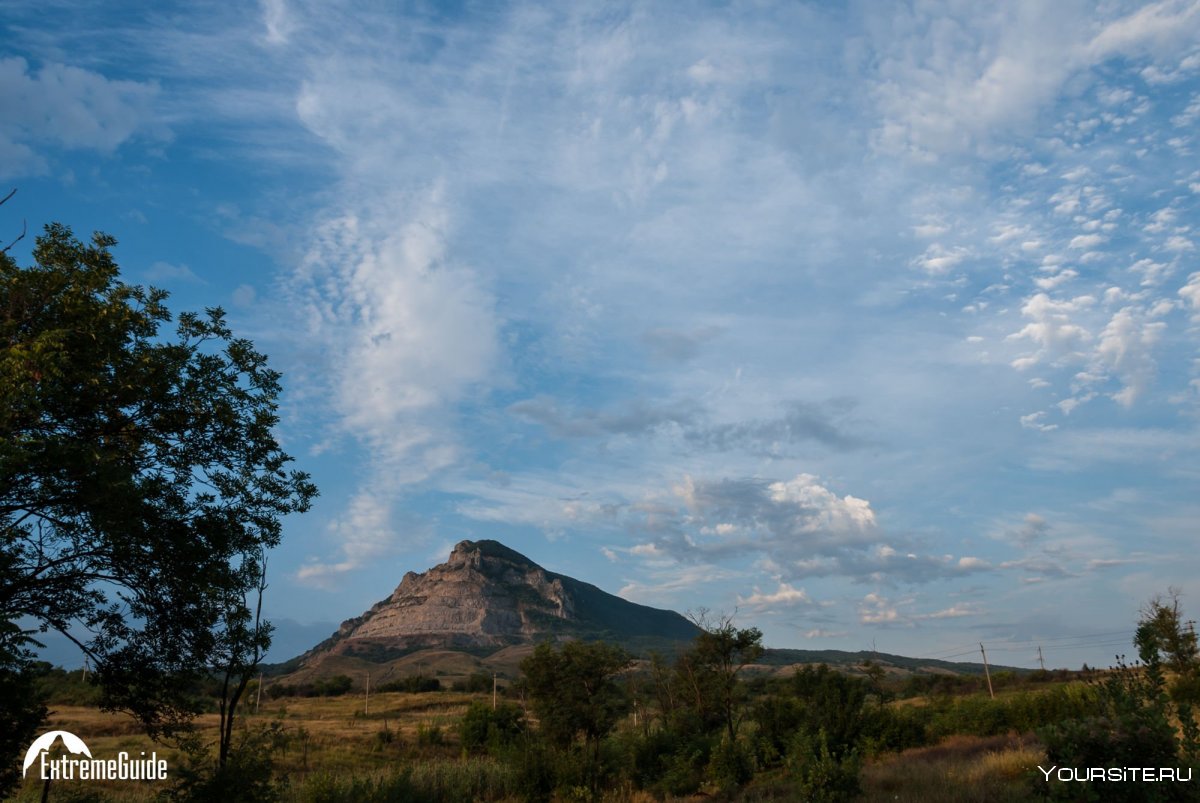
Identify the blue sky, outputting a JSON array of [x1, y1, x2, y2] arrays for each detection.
[[4, 0, 1200, 669]]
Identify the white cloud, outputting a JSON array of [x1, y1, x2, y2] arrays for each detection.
[[767, 474, 877, 533], [144, 261, 203, 284], [260, 0, 293, 45], [913, 243, 969, 274], [0, 56, 159, 178], [858, 592, 902, 625], [1181, 272, 1200, 319], [232, 284, 258, 307], [737, 582, 812, 609], [1068, 233, 1106, 250], [1093, 308, 1166, 406], [871, 1, 1200, 160], [1007, 293, 1094, 369], [289, 187, 499, 582]]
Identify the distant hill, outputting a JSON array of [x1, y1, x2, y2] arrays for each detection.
[[758, 648, 1009, 677], [278, 539, 701, 680], [271, 540, 1019, 685]]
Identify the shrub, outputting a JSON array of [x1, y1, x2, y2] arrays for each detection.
[[706, 735, 755, 794], [787, 729, 861, 803], [165, 721, 288, 802], [459, 700, 525, 752], [1039, 593, 1200, 802], [377, 675, 441, 694]]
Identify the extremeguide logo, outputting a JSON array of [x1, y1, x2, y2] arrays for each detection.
[[21, 730, 168, 782]]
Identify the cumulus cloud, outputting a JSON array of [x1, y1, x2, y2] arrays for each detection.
[[1007, 293, 1094, 370], [1093, 308, 1166, 406], [737, 582, 813, 610], [0, 56, 159, 178], [1181, 272, 1200, 319], [858, 593, 982, 626]]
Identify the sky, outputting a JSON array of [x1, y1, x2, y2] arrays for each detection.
[[3, 0, 1199, 671]]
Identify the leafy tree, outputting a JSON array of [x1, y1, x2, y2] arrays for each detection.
[[675, 612, 763, 740], [0, 620, 46, 795], [459, 700, 525, 752], [521, 641, 632, 752], [1, 222, 316, 780], [521, 640, 631, 797], [1041, 591, 1200, 802]]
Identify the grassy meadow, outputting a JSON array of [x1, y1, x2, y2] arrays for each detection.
[[9, 683, 1062, 802]]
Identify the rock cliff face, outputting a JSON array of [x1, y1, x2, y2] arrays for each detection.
[[303, 539, 699, 663]]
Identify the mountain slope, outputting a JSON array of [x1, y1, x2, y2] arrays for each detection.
[[292, 539, 700, 669]]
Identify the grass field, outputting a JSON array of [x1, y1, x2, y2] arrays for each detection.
[[9, 691, 1060, 802]]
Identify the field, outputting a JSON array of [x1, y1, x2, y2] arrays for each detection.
[[10, 690, 1053, 802]]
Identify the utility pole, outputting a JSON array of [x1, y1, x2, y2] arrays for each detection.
[[365, 671, 370, 716], [1037, 645, 1045, 672], [256, 672, 263, 714], [980, 643, 995, 699], [492, 672, 498, 710]]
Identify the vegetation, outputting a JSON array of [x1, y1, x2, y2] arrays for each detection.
[[1038, 590, 1200, 802], [0, 234, 1193, 803], [12, 589, 1200, 802], [1, 220, 316, 793]]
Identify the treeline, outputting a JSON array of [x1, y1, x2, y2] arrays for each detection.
[[263, 671, 498, 699], [446, 636, 1105, 801], [266, 673, 448, 698], [434, 600, 1200, 802]]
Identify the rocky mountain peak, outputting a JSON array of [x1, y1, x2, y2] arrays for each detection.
[[298, 539, 701, 665]]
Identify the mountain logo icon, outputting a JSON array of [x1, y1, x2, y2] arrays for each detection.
[[22, 731, 92, 778]]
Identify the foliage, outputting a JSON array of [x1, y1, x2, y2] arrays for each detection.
[[521, 641, 631, 798], [458, 700, 525, 752], [266, 674, 355, 699], [707, 734, 756, 794], [1039, 592, 1200, 802], [294, 758, 517, 803], [29, 661, 103, 706], [377, 675, 441, 694], [415, 722, 445, 747], [521, 641, 632, 751], [674, 613, 764, 741], [787, 729, 862, 803], [166, 720, 289, 802], [451, 672, 494, 693], [1, 223, 317, 757], [0, 622, 46, 797]]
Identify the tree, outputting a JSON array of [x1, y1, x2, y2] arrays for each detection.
[[675, 612, 763, 741], [1040, 591, 1200, 802], [0, 222, 316, 782], [521, 640, 632, 794], [522, 641, 632, 751]]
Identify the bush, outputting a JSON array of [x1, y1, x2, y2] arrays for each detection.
[[314, 675, 354, 697], [377, 675, 441, 694], [706, 735, 755, 794], [452, 672, 494, 693], [787, 729, 861, 803], [415, 722, 445, 747], [459, 700, 525, 752], [1039, 593, 1200, 802], [165, 721, 288, 802]]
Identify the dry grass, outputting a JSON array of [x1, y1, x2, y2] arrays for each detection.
[[10, 692, 483, 801], [858, 733, 1045, 803]]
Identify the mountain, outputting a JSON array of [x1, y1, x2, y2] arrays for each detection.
[[287, 539, 701, 671]]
